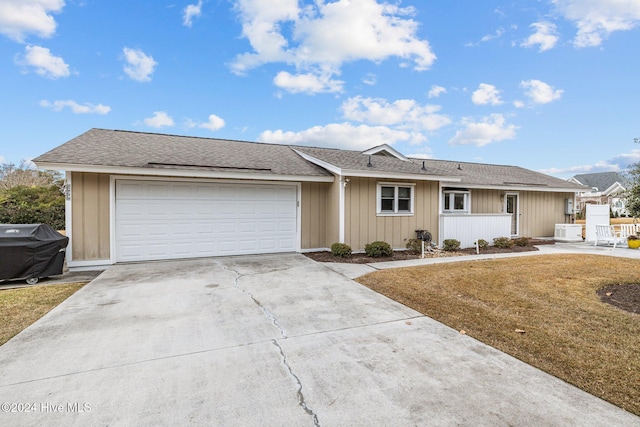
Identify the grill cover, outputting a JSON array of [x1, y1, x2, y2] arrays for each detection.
[[0, 224, 69, 281]]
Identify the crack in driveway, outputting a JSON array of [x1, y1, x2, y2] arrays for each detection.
[[213, 260, 320, 425], [272, 339, 320, 427]]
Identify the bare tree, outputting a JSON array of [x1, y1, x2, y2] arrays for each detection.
[[0, 161, 61, 191]]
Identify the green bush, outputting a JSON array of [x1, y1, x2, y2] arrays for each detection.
[[406, 238, 422, 255], [0, 184, 65, 229], [365, 241, 393, 257], [493, 236, 514, 248], [330, 242, 352, 258], [513, 237, 530, 247], [442, 239, 460, 252], [476, 239, 489, 249]]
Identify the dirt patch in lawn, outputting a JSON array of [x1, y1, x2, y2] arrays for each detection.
[[356, 254, 640, 416], [597, 284, 640, 314]]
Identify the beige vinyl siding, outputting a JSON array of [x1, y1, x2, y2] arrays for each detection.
[[471, 189, 503, 213], [468, 188, 574, 237], [71, 172, 110, 261], [301, 182, 329, 249], [520, 192, 573, 237], [344, 177, 439, 251], [325, 178, 341, 247]]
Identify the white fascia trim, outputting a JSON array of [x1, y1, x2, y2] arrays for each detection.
[[361, 144, 409, 161], [34, 162, 334, 183], [292, 150, 343, 176], [292, 150, 460, 183], [603, 182, 625, 196], [442, 183, 584, 193], [343, 169, 461, 182]]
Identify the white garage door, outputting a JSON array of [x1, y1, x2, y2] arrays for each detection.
[[115, 180, 298, 262]]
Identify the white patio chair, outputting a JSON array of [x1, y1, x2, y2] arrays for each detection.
[[619, 224, 637, 239], [594, 224, 625, 248]]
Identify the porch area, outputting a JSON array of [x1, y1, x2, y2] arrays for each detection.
[[440, 213, 513, 249]]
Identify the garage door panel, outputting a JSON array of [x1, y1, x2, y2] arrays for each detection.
[[116, 180, 298, 262]]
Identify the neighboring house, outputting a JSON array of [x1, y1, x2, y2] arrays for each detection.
[[569, 172, 630, 217], [33, 129, 587, 270]]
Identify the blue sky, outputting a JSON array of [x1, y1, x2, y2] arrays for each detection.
[[1, 0, 639, 179]]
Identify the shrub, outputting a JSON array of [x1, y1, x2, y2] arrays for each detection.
[[405, 238, 422, 255], [493, 236, 514, 248], [0, 184, 65, 230], [442, 239, 460, 252], [330, 242, 352, 258], [513, 237, 530, 247], [476, 239, 489, 249], [365, 241, 393, 258]]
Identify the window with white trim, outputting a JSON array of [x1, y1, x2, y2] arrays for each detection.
[[377, 183, 414, 215], [442, 190, 470, 213]]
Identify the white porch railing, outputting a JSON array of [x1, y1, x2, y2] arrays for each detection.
[[440, 214, 512, 249]]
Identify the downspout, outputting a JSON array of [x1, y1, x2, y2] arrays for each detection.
[[438, 181, 443, 248], [63, 171, 73, 265], [339, 175, 347, 243]]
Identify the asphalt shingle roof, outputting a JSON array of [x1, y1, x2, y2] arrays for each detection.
[[34, 128, 331, 177], [296, 146, 587, 190], [571, 172, 629, 191], [34, 129, 587, 191]]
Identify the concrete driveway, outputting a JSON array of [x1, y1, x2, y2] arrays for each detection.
[[0, 254, 637, 426]]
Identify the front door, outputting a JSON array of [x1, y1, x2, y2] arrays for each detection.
[[505, 193, 519, 236]]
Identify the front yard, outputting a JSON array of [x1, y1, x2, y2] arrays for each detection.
[[356, 254, 640, 416], [0, 283, 86, 346]]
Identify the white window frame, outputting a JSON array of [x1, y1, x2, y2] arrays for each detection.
[[376, 183, 415, 216], [442, 189, 470, 214]]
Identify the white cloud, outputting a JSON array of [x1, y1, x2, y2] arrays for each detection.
[[259, 123, 425, 150], [513, 100, 526, 108], [362, 73, 377, 86], [40, 99, 111, 114], [18, 45, 70, 78], [520, 79, 563, 104], [449, 114, 517, 147], [471, 83, 503, 106], [183, 0, 203, 27], [144, 111, 174, 128], [521, 22, 559, 52], [199, 114, 225, 131], [273, 71, 344, 94], [552, 0, 640, 47], [232, 0, 435, 94], [0, 0, 64, 42], [122, 47, 157, 82], [341, 96, 451, 132], [427, 85, 447, 98], [465, 27, 505, 47]]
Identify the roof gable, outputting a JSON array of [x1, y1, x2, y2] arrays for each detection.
[[571, 172, 629, 192], [361, 144, 409, 161]]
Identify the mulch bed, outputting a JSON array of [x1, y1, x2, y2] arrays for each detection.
[[597, 284, 640, 315], [304, 244, 540, 264]]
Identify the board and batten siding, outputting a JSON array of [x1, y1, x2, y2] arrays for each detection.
[[520, 191, 574, 237], [469, 188, 574, 237], [344, 177, 439, 251], [71, 172, 110, 261], [300, 182, 329, 250]]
